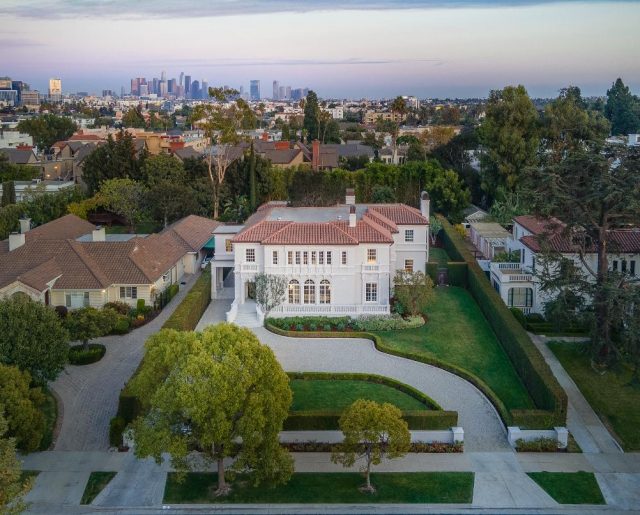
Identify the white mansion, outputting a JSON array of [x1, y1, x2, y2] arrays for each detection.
[[212, 190, 430, 325]]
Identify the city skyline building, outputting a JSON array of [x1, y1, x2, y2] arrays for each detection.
[[250, 79, 260, 101], [48, 77, 62, 100], [272, 80, 279, 100]]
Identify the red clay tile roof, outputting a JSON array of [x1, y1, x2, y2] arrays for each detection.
[[261, 222, 358, 245], [514, 215, 564, 235], [363, 209, 399, 233], [330, 219, 393, 243], [233, 221, 293, 243], [368, 205, 428, 225], [522, 230, 640, 254]]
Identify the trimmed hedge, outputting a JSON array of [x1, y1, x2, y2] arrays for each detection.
[[284, 409, 458, 431], [288, 371, 442, 410], [447, 262, 468, 287], [426, 262, 439, 282], [68, 344, 106, 365], [162, 269, 211, 331], [268, 322, 512, 426], [109, 416, 126, 447], [438, 216, 567, 428]]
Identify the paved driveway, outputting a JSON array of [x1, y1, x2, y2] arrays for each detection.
[[51, 273, 200, 451]]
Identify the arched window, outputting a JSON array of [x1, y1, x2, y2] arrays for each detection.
[[288, 280, 300, 304], [508, 287, 533, 307], [319, 280, 331, 304], [304, 279, 316, 304]]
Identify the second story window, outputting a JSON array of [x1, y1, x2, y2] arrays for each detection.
[[326, 251, 332, 265], [246, 248, 255, 262], [319, 251, 324, 265], [225, 239, 233, 252], [404, 259, 414, 272], [287, 251, 293, 265], [295, 251, 301, 265], [367, 249, 377, 264], [303, 251, 309, 265], [405, 229, 414, 242], [272, 251, 278, 265], [311, 251, 317, 265], [341, 251, 347, 265]]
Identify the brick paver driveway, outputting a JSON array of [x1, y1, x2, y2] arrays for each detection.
[[51, 272, 200, 451]]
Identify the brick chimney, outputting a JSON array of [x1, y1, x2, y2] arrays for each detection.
[[420, 191, 430, 218], [312, 139, 320, 171], [345, 188, 355, 205], [349, 204, 357, 227]]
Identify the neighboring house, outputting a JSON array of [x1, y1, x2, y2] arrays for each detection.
[[0, 147, 39, 166], [0, 179, 75, 203], [469, 222, 510, 260], [220, 190, 430, 324], [172, 146, 203, 162], [490, 215, 640, 314], [0, 214, 219, 309]]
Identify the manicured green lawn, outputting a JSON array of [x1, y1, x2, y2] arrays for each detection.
[[528, 472, 605, 504], [290, 378, 430, 412], [429, 248, 451, 267], [548, 341, 640, 450], [373, 287, 533, 410], [164, 472, 474, 504], [39, 388, 57, 451], [81, 472, 117, 505]]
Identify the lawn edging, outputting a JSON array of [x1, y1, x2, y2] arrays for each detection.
[[438, 216, 567, 428], [266, 323, 508, 426]]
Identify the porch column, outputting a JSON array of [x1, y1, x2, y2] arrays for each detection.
[[211, 264, 218, 299]]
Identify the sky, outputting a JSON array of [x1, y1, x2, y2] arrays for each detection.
[[1, 0, 639, 99]]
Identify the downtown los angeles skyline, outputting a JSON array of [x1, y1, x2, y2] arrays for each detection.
[[1, 0, 639, 98]]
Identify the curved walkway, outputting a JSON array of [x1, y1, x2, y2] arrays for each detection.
[[51, 273, 201, 451], [252, 327, 509, 451]]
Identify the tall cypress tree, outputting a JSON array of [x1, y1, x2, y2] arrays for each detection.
[[1, 181, 15, 206]]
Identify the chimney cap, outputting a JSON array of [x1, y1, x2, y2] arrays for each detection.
[[349, 205, 356, 214], [421, 191, 429, 200]]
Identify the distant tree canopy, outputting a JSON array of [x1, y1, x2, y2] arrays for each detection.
[[605, 78, 640, 136], [16, 114, 78, 151]]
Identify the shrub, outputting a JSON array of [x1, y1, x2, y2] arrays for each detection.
[[526, 313, 545, 323], [109, 416, 126, 447], [162, 269, 211, 331], [323, 324, 332, 332], [135, 299, 152, 317], [439, 216, 567, 427], [284, 410, 457, 431], [351, 314, 424, 331], [510, 308, 527, 327], [104, 301, 131, 316], [336, 322, 346, 331], [54, 305, 68, 319], [167, 283, 179, 300], [515, 437, 558, 452], [111, 316, 131, 335], [68, 343, 106, 365], [295, 323, 304, 331]]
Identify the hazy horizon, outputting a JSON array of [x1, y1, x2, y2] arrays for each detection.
[[2, 0, 639, 98]]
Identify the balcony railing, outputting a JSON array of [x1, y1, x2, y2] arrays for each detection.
[[240, 263, 259, 272], [490, 262, 533, 283], [270, 304, 390, 315]]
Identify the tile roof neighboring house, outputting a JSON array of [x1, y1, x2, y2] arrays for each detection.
[[0, 148, 38, 165], [521, 230, 640, 254], [264, 148, 302, 165], [172, 147, 202, 161], [162, 215, 220, 253], [513, 215, 565, 235]]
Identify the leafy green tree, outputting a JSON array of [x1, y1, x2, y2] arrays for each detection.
[[0, 365, 45, 452], [193, 87, 254, 219], [371, 185, 395, 203], [0, 296, 69, 384], [303, 91, 320, 142], [121, 107, 146, 128], [489, 186, 528, 225], [426, 167, 470, 222], [82, 132, 144, 194], [99, 178, 148, 231], [542, 86, 609, 162], [0, 408, 32, 515], [0, 153, 39, 182], [1, 181, 15, 206], [132, 324, 294, 495], [143, 154, 197, 227], [605, 78, 640, 136], [429, 215, 443, 245], [393, 270, 435, 316], [479, 85, 540, 198], [64, 307, 116, 350], [16, 114, 77, 150], [525, 145, 640, 364], [331, 400, 410, 493], [254, 273, 287, 314]]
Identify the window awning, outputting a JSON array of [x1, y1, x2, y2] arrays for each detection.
[[203, 236, 215, 250]]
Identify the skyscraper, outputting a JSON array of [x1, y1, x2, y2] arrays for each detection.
[[161, 70, 166, 81], [179, 72, 184, 87], [184, 75, 191, 95], [201, 81, 209, 99], [272, 80, 279, 100], [191, 80, 200, 99], [48, 78, 62, 100], [168, 78, 177, 94], [250, 80, 260, 101]]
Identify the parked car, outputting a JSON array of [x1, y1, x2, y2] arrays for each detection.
[[201, 254, 213, 269]]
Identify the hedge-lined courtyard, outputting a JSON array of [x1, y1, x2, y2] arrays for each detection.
[[163, 472, 475, 504]]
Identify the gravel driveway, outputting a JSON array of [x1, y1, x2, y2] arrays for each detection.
[[51, 273, 200, 451]]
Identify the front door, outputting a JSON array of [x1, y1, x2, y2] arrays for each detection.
[[246, 281, 256, 300]]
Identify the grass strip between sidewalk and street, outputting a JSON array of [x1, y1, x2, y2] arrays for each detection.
[[527, 472, 605, 504], [164, 472, 474, 504], [80, 471, 117, 505]]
